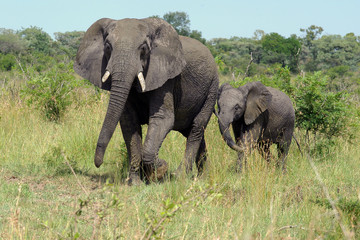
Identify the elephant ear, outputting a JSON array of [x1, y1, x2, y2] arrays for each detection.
[[141, 18, 186, 92], [73, 18, 116, 90], [243, 81, 272, 125]]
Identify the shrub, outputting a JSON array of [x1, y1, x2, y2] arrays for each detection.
[[21, 62, 81, 121], [294, 71, 350, 141], [0, 53, 16, 71]]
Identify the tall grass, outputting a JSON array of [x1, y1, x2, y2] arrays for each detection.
[[1, 77, 359, 239]]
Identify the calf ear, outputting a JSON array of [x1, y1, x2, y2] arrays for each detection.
[[244, 81, 272, 125]]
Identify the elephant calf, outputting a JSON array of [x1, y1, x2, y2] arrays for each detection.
[[216, 81, 295, 172]]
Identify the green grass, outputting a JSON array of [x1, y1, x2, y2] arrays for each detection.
[[1, 82, 360, 239]]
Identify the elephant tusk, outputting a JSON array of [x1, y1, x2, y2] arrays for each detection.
[[138, 72, 146, 92], [102, 71, 110, 83]]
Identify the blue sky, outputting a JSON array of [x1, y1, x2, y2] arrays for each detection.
[[1, 0, 359, 40]]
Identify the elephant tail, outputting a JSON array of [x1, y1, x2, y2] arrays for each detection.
[[292, 133, 303, 156]]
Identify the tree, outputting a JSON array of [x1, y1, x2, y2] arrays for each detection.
[[261, 33, 301, 72], [19, 26, 53, 55], [300, 25, 324, 46], [0, 28, 26, 54], [207, 37, 262, 75], [300, 25, 324, 71], [162, 11, 206, 44], [189, 30, 206, 44], [163, 11, 190, 36], [310, 34, 360, 70], [54, 31, 84, 57], [253, 30, 265, 41]]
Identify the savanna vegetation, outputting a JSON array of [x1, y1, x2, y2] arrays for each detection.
[[1, 12, 360, 239]]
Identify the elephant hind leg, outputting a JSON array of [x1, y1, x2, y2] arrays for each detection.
[[276, 142, 290, 173], [258, 141, 272, 164], [195, 137, 207, 176], [177, 78, 217, 175]]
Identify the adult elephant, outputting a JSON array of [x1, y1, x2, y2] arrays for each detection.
[[215, 82, 295, 172], [74, 18, 218, 185]]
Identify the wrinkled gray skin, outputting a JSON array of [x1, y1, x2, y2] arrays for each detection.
[[216, 82, 295, 172], [74, 18, 218, 185]]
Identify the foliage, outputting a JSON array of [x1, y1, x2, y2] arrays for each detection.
[[294, 72, 350, 140], [261, 33, 301, 72], [54, 31, 84, 58], [21, 62, 81, 121], [208, 37, 262, 75], [0, 28, 26, 54], [314, 197, 360, 229], [267, 65, 294, 96], [230, 65, 293, 95], [162, 11, 206, 44], [19, 26, 54, 55], [0, 53, 16, 71], [163, 11, 191, 36]]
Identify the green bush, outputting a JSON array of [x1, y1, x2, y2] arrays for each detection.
[[294, 71, 350, 140], [21, 62, 81, 121], [0, 53, 16, 71]]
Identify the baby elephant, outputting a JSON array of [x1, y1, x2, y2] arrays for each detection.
[[216, 81, 295, 172]]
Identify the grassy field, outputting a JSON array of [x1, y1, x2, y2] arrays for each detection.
[[1, 80, 360, 239]]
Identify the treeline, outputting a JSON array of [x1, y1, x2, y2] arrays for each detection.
[[1, 16, 360, 83], [209, 26, 360, 76], [0, 27, 83, 72], [1, 13, 360, 76]]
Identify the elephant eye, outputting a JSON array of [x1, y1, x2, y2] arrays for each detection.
[[104, 42, 112, 54], [234, 105, 240, 111], [139, 42, 150, 57]]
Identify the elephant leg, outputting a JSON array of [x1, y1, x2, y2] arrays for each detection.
[[276, 142, 290, 173], [195, 136, 207, 176], [236, 129, 259, 172], [258, 141, 272, 164], [177, 128, 207, 176], [236, 150, 246, 173], [120, 102, 142, 186], [142, 81, 175, 182], [176, 124, 204, 175], [177, 81, 217, 175]]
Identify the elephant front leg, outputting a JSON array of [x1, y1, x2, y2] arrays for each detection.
[[142, 82, 175, 182], [142, 113, 174, 182], [235, 130, 256, 173], [120, 103, 143, 186]]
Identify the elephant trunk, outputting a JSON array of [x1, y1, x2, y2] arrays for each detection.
[[215, 111, 244, 152], [94, 69, 135, 167]]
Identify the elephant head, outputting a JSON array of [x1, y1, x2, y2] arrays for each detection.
[[74, 18, 186, 167], [216, 81, 272, 152]]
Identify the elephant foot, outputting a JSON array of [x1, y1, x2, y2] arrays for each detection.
[[146, 159, 168, 183], [171, 165, 194, 180], [127, 173, 142, 186]]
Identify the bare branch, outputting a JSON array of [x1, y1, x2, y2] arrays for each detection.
[[243, 52, 254, 80]]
